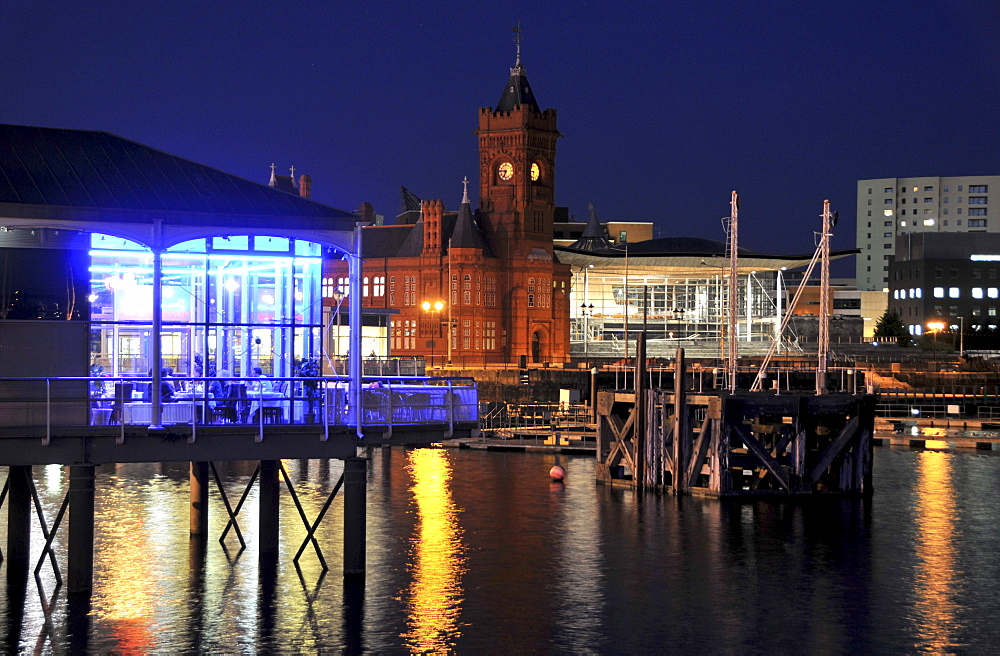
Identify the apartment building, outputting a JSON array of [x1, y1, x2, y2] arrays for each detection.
[[856, 176, 999, 291]]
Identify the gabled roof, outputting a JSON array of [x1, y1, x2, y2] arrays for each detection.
[[0, 124, 355, 219]]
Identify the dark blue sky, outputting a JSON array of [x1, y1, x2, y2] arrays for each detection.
[[3, 1, 999, 257]]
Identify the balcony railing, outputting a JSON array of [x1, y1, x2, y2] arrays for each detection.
[[0, 375, 478, 443]]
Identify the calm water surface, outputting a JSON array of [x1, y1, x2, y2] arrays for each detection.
[[3, 446, 1000, 653]]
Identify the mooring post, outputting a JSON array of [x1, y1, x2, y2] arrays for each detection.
[[672, 348, 688, 493], [68, 464, 96, 594], [6, 465, 32, 585], [343, 457, 367, 578], [190, 461, 209, 540], [259, 460, 280, 564], [634, 333, 647, 488]]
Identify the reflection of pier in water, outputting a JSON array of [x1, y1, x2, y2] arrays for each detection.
[[0, 374, 479, 598]]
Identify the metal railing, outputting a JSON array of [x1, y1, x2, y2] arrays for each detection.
[[0, 375, 479, 444]]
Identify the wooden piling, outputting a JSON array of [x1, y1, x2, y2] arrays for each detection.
[[68, 465, 96, 593], [259, 460, 280, 564], [189, 461, 209, 540], [596, 348, 877, 498], [343, 457, 367, 578], [6, 465, 32, 585]]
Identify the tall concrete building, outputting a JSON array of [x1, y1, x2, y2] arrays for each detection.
[[856, 176, 999, 291]]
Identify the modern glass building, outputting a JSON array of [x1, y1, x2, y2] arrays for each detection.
[[87, 233, 325, 380], [0, 124, 360, 416]]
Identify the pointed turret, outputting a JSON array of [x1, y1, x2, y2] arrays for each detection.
[[495, 24, 539, 112], [450, 177, 487, 251], [568, 203, 612, 252]]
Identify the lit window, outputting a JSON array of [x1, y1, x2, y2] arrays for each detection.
[[916, 288, 922, 298], [973, 288, 984, 299], [949, 287, 960, 298], [989, 288, 999, 298], [884, 209, 893, 217], [923, 218, 935, 226]]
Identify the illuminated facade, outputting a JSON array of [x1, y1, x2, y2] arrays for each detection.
[[328, 46, 571, 366]]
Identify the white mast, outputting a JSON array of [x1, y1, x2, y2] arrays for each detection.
[[816, 200, 833, 394], [726, 191, 739, 392]]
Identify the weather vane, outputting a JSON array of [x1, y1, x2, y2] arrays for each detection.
[[513, 22, 522, 67]]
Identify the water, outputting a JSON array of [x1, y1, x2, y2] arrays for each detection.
[[3, 447, 1000, 653]]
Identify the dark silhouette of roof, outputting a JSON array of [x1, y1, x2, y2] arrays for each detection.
[[400, 186, 422, 213], [449, 184, 487, 251], [567, 203, 612, 252], [495, 48, 539, 112], [0, 124, 355, 219]]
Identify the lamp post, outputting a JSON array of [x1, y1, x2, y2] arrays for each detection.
[[422, 300, 444, 368], [331, 288, 345, 373], [958, 316, 964, 359], [927, 320, 945, 369], [580, 302, 594, 357]]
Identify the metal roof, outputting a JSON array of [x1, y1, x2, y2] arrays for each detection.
[[0, 124, 356, 220]]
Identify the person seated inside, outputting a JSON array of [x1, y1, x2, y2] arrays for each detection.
[[144, 368, 175, 402], [249, 366, 272, 393], [208, 369, 230, 407]]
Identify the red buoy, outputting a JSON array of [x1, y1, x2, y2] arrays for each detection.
[[549, 465, 566, 482]]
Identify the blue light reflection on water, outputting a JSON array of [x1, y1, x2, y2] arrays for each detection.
[[2, 448, 1000, 652]]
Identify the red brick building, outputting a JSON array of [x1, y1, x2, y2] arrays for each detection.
[[326, 48, 571, 366]]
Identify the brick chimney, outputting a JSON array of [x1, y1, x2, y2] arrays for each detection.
[[358, 202, 375, 224], [421, 199, 443, 256], [298, 174, 312, 198]]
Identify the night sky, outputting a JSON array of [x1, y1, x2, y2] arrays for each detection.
[[3, 1, 999, 259]]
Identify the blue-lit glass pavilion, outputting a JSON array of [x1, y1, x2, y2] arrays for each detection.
[[0, 124, 360, 412]]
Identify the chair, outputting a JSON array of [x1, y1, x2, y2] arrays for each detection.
[[215, 383, 248, 423], [251, 406, 283, 424], [110, 383, 133, 425]]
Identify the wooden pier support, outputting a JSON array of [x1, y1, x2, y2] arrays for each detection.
[[6, 465, 32, 585], [189, 461, 209, 540], [259, 460, 280, 564], [343, 457, 367, 578], [597, 348, 877, 498], [68, 465, 96, 593]]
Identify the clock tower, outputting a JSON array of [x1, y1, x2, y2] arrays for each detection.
[[475, 30, 570, 365], [476, 33, 560, 260]]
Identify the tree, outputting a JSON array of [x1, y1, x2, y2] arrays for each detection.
[[873, 309, 911, 347]]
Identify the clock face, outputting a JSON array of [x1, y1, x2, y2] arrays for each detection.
[[530, 162, 540, 182], [498, 161, 514, 181]]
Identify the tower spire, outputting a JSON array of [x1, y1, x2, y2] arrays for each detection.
[[462, 176, 469, 205], [513, 22, 522, 71], [495, 23, 538, 112]]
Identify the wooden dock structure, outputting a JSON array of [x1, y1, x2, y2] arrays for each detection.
[[596, 348, 876, 497]]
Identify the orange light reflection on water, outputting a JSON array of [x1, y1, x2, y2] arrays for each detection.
[[912, 451, 962, 652], [400, 448, 467, 653]]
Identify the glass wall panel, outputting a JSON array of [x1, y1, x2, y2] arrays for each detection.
[[89, 234, 324, 385]]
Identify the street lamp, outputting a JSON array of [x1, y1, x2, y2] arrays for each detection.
[[422, 300, 444, 367], [580, 302, 594, 357], [331, 288, 345, 372], [927, 320, 945, 368]]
